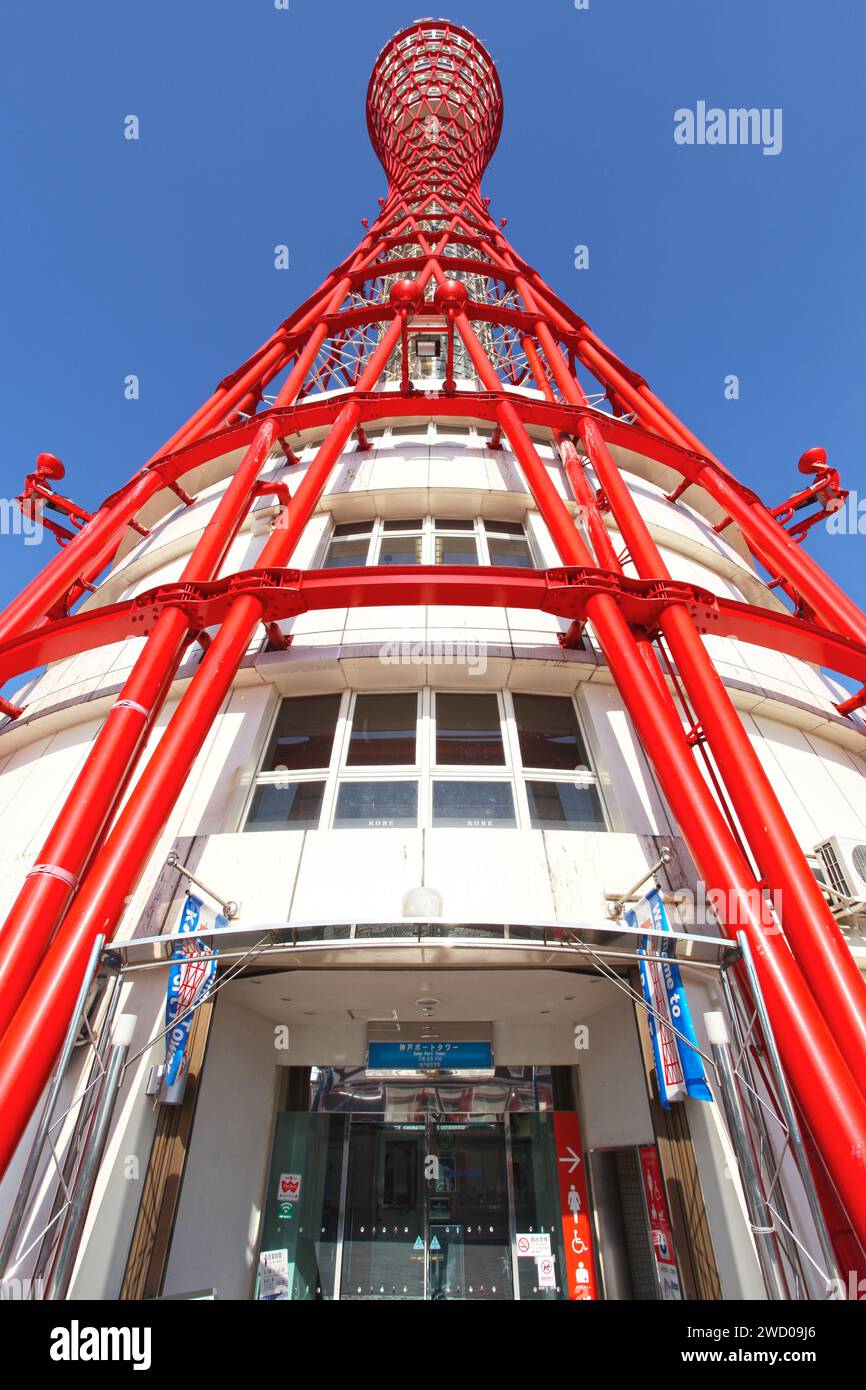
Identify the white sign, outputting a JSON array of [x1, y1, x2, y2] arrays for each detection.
[[516, 1232, 552, 1259], [258, 1248, 289, 1301], [277, 1172, 302, 1203], [537, 1254, 557, 1289]]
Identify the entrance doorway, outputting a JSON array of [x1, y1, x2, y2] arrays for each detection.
[[254, 1067, 676, 1301], [256, 1068, 578, 1301], [340, 1117, 511, 1300]]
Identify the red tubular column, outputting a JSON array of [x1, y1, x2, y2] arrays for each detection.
[[0, 421, 278, 1038], [578, 414, 866, 1093], [449, 307, 866, 1250], [0, 310, 408, 1179]]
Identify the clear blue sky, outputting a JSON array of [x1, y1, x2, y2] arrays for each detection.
[[1, 0, 864, 618]]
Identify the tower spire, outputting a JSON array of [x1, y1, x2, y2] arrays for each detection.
[[367, 20, 503, 203]]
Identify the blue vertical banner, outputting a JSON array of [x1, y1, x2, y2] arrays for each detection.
[[627, 889, 712, 1108], [163, 894, 228, 1087]]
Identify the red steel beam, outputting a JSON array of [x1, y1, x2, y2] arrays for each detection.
[[2, 568, 864, 695]]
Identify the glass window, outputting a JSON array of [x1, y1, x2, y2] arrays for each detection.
[[484, 522, 533, 569], [435, 693, 505, 766], [525, 781, 606, 831], [261, 695, 341, 772], [346, 694, 418, 766], [243, 690, 606, 835], [324, 522, 374, 569], [379, 536, 422, 566], [323, 537, 371, 567], [513, 694, 591, 771], [432, 782, 517, 828], [322, 517, 534, 571], [378, 521, 423, 567], [433, 424, 472, 438], [334, 782, 419, 828], [435, 534, 479, 566], [245, 781, 326, 832]]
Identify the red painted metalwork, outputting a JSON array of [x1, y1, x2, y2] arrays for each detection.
[[768, 446, 848, 543], [16, 453, 95, 546], [1, 19, 866, 1257], [0, 420, 278, 1039]]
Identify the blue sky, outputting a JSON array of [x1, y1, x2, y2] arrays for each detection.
[[1, 0, 864, 622]]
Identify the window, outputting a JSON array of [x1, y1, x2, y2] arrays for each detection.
[[513, 693, 591, 771], [434, 518, 479, 567], [321, 516, 534, 569], [435, 692, 505, 765], [323, 522, 374, 569], [513, 693, 606, 830], [261, 694, 341, 772], [244, 691, 606, 833], [346, 693, 417, 766], [432, 781, 517, 829], [484, 520, 534, 569], [333, 782, 419, 829], [378, 520, 423, 567], [244, 693, 340, 833]]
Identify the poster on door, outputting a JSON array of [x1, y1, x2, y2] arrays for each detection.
[[258, 1248, 290, 1301], [552, 1112, 598, 1301], [639, 1144, 682, 1301]]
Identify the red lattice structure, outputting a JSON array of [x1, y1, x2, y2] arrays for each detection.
[[1, 18, 866, 1267]]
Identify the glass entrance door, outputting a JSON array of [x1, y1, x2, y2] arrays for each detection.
[[426, 1120, 511, 1300], [340, 1120, 426, 1300], [255, 1085, 580, 1301], [339, 1117, 513, 1300]]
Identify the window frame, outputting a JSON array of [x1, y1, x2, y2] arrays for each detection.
[[242, 688, 608, 834], [319, 514, 536, 570]]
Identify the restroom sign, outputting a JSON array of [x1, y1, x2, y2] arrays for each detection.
[[553, 1112, 598, 1301]]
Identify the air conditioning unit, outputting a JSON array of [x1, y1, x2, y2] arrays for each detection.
[[813, 836, 866, 903]]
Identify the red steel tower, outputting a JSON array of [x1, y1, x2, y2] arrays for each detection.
[[1, 17, 866, 1268]]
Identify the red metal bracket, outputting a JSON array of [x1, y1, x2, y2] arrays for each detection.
[[770, 447, 847, 544], [16, 454, 93, 546]]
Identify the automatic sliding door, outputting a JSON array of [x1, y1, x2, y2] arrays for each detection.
[[340, 1121, 426, 1300], [427, 1121, 511, 1300]]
